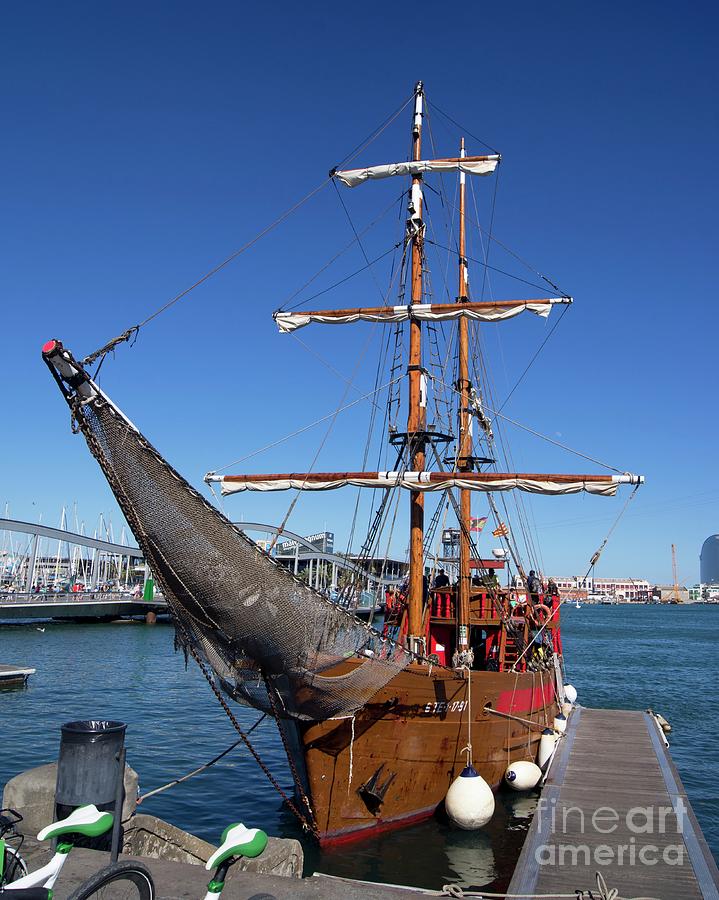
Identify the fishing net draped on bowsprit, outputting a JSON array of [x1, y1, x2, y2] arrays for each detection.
[[43, 342, 412, 721]]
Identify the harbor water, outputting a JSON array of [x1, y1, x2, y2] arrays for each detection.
[[1, 604, 717, 890]]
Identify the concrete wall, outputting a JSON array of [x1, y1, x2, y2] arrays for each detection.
[[2, 762, 302, 878]]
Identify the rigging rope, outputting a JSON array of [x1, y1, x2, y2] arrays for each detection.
[[580, 484, 641, 581], [83, 177, 332, 368], [497, 303, 571, 413], [437, 181, 570, 299], [332, 180, 392, 303], [334, 93, 414, 171], [137, 714, 266, 803], [429, 373, 627, 474], [208, 375, 401, 474], [83, 94, 414, 368], [282, 243, 401, 311], [426, 239, 564, 295], [267, 322, 383, 553], [426, 99, 501, 155]]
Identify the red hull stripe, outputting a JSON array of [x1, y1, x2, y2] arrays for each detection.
[[496, 681, 554, 714]]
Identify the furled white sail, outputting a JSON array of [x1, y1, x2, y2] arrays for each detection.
[[335, 156, 500, 188], [207, 471, 643, 497], [274, 299, 571, 334]]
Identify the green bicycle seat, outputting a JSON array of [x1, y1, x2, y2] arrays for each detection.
[[205, 823, 268, 870], [37, 804, 114, 842]]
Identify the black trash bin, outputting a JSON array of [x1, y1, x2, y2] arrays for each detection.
[[55, 720, 126, 849]]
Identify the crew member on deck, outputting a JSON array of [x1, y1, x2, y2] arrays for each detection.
[[546, 578, 562, 654], [432, 568, 451, 617], [527, 569, 541, 607], [433, 568, 450, 589]]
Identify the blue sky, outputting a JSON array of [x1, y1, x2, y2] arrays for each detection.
[[2, 1, 717, 584]]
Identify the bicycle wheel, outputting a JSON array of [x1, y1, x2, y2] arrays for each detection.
[[68, 861, 155, 900], [2, 844, 29, 884]]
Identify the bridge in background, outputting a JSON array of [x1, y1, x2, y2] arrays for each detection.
[[0, 591, 167, 621], [0, 517, 399, 620], [0, 517, 142, 594]]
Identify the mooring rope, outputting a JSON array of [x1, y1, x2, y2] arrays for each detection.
[[136, 715, 266, 803], [435, 871, 659, 898]]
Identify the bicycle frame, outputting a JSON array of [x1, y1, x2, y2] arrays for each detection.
[[4, 842, 73, 891], [204, 859, 233, 900]]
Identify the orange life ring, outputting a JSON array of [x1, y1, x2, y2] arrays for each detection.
[[532, 603, 552, 624]]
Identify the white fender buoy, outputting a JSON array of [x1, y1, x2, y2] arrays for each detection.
[[504, 760, 542, 791], [564, 684, 578, 704], [537, 727, 558, 769], [445, 765, 495, 830], [553, 712, 567, 734], [561, 701, 573, 717]]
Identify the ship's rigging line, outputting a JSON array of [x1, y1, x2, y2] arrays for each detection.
[[580, 483, 641, 582], [280, 191, 406, 312], [299, 178, 410, 576], [430, 174, 570, 300], [343, 326, 398, 570], [467, 173, 546, 577], [429, 372, 626, 474], [208, 375, 402, 474], [267, 323, 388, 554], [136, 714, 267, 803], [496, 303, 571, 414], [426, 238, 562, 294], [426, 98, 500, 156], [82, 176, 332, 369], [283, 243, 401, 312], [333, 180, 392, 303], [478, 155, 500, 304], [332, 174, 409, 575], [81, 94, 415, 369]]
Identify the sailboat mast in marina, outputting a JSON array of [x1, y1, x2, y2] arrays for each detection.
[[42, 81, 643, 844]]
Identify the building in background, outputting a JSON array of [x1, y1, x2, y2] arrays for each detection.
[[552, 575, 652, 602], [700, 535, 719, 584]]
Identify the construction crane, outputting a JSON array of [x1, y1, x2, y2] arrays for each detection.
[[670, 544, 683, 603]]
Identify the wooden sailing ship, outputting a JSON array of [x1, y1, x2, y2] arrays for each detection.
[[42, 81, 643, 846]]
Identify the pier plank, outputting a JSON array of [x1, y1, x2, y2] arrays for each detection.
[[0, 663, 36, 686], [509, 707, 719, 900]]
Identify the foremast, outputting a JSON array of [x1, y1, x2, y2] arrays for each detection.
[[456, 137, 472, 657], [407, 80, 426, 652]]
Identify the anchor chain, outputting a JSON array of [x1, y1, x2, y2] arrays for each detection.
[[183, 633, 320, 838], [263, 673, 319, 834]]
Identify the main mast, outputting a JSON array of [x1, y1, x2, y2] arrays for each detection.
[[456, 138, 472, 657], [407, 80, 426, 651]]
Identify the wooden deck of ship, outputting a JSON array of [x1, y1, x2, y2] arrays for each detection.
[[509, 706, 719, 899]]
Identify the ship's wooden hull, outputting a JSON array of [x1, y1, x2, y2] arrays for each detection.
[[289, 661, 557, 845]]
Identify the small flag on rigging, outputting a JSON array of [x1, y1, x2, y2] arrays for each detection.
[[470, 516, 488, 533], [492, 522, 509, 538]]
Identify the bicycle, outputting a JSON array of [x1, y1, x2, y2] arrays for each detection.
[[0, 810, 28, 884], [0, 804, 154, 898], [1, 804, 268, 900]]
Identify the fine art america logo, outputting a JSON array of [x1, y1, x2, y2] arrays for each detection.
[[535, 797, 687, 867]]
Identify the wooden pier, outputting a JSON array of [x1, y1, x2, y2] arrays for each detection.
[[0, 663, 36, 687], [509, 707, 719, 899]]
